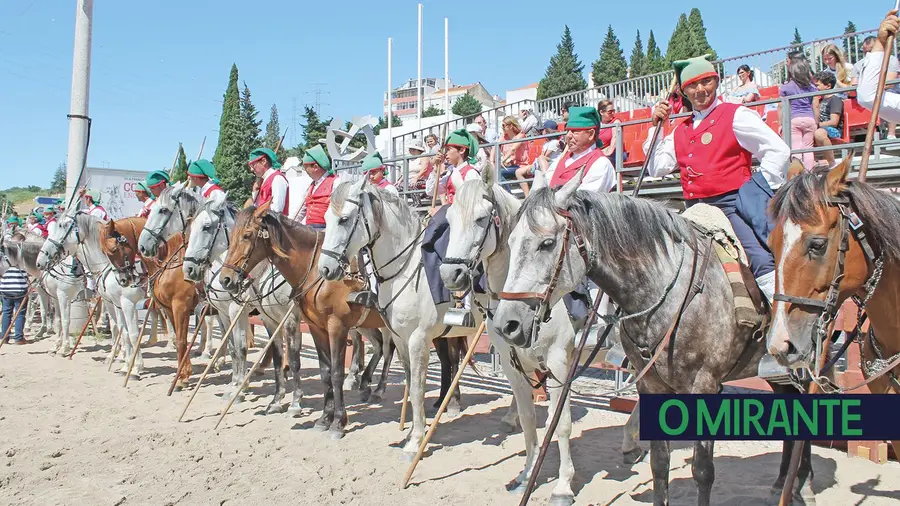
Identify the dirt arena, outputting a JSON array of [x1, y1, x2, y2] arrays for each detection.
[[1, 321, 899, 506]]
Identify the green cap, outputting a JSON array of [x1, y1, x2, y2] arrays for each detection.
[[673, 54, 717, 88], [302, 145, 332, 171], [146, 170, 171, 188], [187, 159, 219, 183], [134, 181, 150, 194], [444, 128, 480, 165], [361, 151, 385, 174], [249, 147, 282, 169], [83, 188, 101, 203], [564, 106, 604, 148], [6, 216, 18, 224]]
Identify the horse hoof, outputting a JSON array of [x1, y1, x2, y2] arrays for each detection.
[[360, 387, 373, 403], [500, 420, 518, 433], [311, 422, 328, 432], [622, 448, 648, 465], [446, 404, 460, 418], [265, 404, 285, 415], [343, 378, 359, 391], [400, 452, 415, 463], [200, 352, 212, 360], [368, 393, 383, 404], [548, 494, 574, 506], [286, 405, 303, 417], [327, 429, 345, 441], [505, 480, 526, 494]]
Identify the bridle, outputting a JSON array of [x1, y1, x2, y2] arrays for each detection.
[[184, 206, 229, 271], [771, 189, 895, 391], [221, 220, 269, 286], [320, 192, 380, 275], [42, 212, 85, 269], [442, 192, 502, 274], [142, 193, 189, 255]]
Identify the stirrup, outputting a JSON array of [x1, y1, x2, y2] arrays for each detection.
[[603, 341, 629, 369], [757, 354, 794, 384], [347, 291, 379, 309]]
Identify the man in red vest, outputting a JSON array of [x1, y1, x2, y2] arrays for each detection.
[[249, 147, 289, 215], [187, 160, 225, 200], [643, 54, 793, 378], [295, 145, 340, 229]]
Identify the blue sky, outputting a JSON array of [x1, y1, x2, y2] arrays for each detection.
[[0, 0, 891, 189]]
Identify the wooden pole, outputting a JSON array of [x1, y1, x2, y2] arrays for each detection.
[[399, 383, 410, 431], [68, 296, 102, 359], [632, 79, 679, 197], [167, 304, 210, 396], [106, 325, 125, 371], [858, 10, 899, 181], [401, 322, 486, 489], [122, 299, 156, 387], [0, 287, 33, 350], [178, 300, 250, 422], [195, 136, 207, 160], [214, 301, 296, 430]]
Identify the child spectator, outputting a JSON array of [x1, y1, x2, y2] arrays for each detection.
[[813, 71, 845, 168], [779, 58, 819, 170]]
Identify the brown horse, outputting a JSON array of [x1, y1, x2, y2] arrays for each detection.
[[767, 158, 900, 454], [96, 217, 201, 391], [218, 201, 387, 439]]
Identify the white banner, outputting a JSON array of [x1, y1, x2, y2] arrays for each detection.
[[82, 167, 154, 220]]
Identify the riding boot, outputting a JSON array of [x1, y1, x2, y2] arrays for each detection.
[[443, 293, 474, 327]]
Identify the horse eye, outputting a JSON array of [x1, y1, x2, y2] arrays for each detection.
[[475, 216, 488, 227], [338, 216, 349, 225], [539, 238, 555, 251], [807, 237, 828, 256]]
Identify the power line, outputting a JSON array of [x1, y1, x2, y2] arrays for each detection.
[[303, 83, 330, 115]]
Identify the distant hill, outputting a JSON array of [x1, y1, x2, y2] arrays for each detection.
[[0, 186, 62, 215]]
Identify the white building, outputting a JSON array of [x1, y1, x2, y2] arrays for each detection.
[[383, 77, 450, 122]]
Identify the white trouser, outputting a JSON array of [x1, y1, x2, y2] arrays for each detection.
[[755, 271, 776, 306]]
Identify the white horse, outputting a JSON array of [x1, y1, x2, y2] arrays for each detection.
[[36, 210, 145, 375], [2, 234, 78, 345], [1, 233, 54, 339], [139, 182, 388, 411], [317, 176, 519, 460], [440, 168, 645, 505]]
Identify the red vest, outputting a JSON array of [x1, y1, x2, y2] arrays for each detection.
[[673, 102, 752, 200], [549, 147, 607, 189], [445, 164, 477, 204], [256, 171, 290, 215], [304, 174, 337, 226], [374, 178, 391, 189], [202, 184, 223, 198]]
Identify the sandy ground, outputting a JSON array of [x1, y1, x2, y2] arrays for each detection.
[[1, 317, 899, 506]]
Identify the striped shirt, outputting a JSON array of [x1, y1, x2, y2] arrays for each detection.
[[0, 267, 28, 297]]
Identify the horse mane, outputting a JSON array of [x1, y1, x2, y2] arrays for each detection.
[[72, 212, 101, 245], [455, 178, 520, 247], [160, 184, 204, 217], [331, 180, 419, 232], [519, 187, 694, 265], [770, 166, 900, 265], [2, 236, 44, 271]]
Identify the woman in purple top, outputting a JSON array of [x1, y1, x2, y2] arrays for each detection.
[[779, 57, 819, 170]]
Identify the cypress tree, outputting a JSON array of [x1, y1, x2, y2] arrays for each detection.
[[537, 25, 587, 100], [629, 30, 647, 78], [791, 28, 803, 47], [687, 8, 717, 60], [592, 25, 628, 86], [49, 163, 66, 193], [264, 104, 282, 152], [172, 143, 188, 183], [843, 21, 860, 61], [646, 30, 666, 73], [300, 106, 330, 153], [451, 94, 483, 117], [211, 64, 245, 203], [666, 14, 693, 63]]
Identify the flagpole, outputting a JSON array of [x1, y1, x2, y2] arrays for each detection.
[[444, 17, 450, 125], [417, 3, 423, 132], [388, 37, 393, 161]]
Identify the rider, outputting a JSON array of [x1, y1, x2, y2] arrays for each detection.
[[80, 188, 109, 220], [145, 170, 172, 201], [421, 128, 484, 327], [134, 181, 154, 218], [187, 159, 225, 200], [249, 147, 290, 216], [296, 145, 341, 228], [26, 212, 47, 238], [362, 151, 399, 196], [42, 207, 58, 236], [857, 10, 900, 123], [642, 54, 793, 379]]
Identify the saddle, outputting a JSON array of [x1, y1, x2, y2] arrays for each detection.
[[680, 204, 769, 331]]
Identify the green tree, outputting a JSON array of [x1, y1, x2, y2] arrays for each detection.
[[211, 64, 247, 203], [791, 28, 803, 47], [646, 30, 666, 73], [451, 94, 483, 117], [628, 30, 647, 79], [240, 82, 262, 151], [592, 25, 628, 86], [286, 105, 332, 159], [373, 114, 402, 136], [171, 143, 189, 183], [264, 104, 282, 151], [843, 21, 861, 62], [49, 162, 66, 193], [666, 14, 693, 63], [536, 25, 587, 100], [421, 105, 445, 118], [687, 8, 717, 60]]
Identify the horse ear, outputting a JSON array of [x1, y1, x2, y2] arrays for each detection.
[[553, 169, 582, 209], [254, 199, 272, 219], [211, 189, 227, 208], [531, 169, 548, 192], [352, 175, 368, 194], [786, 158, 805, 181], [450, 169, 465, 192], [480, 164, 495, 186], [826, 157, 851, 196]]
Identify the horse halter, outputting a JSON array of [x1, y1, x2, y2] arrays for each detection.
[[184, 207, 228, 269], [143, 196, 188, 253], [43, 213, 84, 267], [221, 218, 269, 285], [442, 193, 502, 273], [772, 191, 883, 373]]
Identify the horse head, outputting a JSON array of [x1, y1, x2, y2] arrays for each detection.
[[491, 169, 589, 347], [140, 181, 195, 257], [441, 166, 505, 291], [766, 157, 878, 370], [37, 210, 80, 271], [220, 200, 274, 293], [98, 218, 143, 287], [184, 189, 229, 282], [319, 176, 372, 281]]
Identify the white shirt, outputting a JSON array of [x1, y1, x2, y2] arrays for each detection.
[[200, 180, 224, 199], [434, 162, 481, 197], [261, 168, 289, 215], [544, 145, 617, 194], [642, 98, 791, 191], [296, 171, 343, 225], [87, 204, 108, 220], [858, 51, 900, 124]]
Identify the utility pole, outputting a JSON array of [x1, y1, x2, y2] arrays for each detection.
[[64, 0, 93, 207], [304, 83, 331, 115]]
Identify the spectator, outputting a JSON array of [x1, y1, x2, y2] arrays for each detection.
[[857, 10, 900, 124], [405, 140, 432, 192], [515, 120, 563, 196], [496, 115, 529, 187], [465, 122, 491, 172], [471, 113, 498, 143], [725, 64, 761, 104], [1, 264, 30, 345], [813, 71, 845, 168], [25, 213, 46, 238], [558, 100, 572, 131], [519, 109, 539, 136], [596, 99, 626, 166], [852, 35, 899, 139], [821, 44, 853, 95], [424, 134, 440, 154], [779, 57, 819, 170], [667, 81, 691, 114]]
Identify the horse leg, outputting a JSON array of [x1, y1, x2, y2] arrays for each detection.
[[265, 330, 287, 415], [286, 313, 304, 416], [371, 333, 395, 403], [447, 336, 463, 417], [34, 289, 49, 337], [541, 345, 576, 505], [309, 324, 335, 432], [344, 329, 364, 391], [649, 439, 671, 506], [401, 327, 431, 459], [768, 383, 816, 504], [57, 289, 73, 356], [434, 338, 452, 411], [622, 399, 646, 464], [356, 329, 383, 401], [493, 346, 538, 494], [224, 310, 248, 402], [172, 303, 192, 391], [327, 321, 350, 440]]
